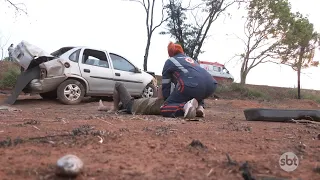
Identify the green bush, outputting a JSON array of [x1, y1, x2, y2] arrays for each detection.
[[0, 66, 20, 89]]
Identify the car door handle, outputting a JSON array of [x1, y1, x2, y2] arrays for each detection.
[[115, 73, 120, 76], [84, 69, 90, 73]]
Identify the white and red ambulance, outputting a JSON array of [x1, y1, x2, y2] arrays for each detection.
[[198, 61, 234, 83]]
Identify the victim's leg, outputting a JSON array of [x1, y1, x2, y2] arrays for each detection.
[[115, 82, 134, 112], [157, 85, 163, 99], [112, 86, 121, 112], [160, 90, 198, 118], [98, 85, 121, 112]]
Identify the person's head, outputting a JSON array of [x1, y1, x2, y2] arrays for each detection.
[[167, 42, 184, 57], [10, 44, 13, 47]]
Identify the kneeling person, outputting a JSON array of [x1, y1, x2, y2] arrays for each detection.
[[98, 82, 164, 115]]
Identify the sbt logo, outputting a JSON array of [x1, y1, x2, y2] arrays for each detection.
[[279, 152, 299, 172]]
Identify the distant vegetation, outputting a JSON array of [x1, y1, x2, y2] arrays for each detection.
[[155, 75, 320, 103], [215, 81, 320, 103], [0, 61, 20, 89]]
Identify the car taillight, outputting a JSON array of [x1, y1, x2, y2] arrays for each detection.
[[40, 69, 47, 79]]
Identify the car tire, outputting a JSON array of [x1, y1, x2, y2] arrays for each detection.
[[142, 83, 157, 98], [40, 91, 57, 99], [57, 79, 85, 105]]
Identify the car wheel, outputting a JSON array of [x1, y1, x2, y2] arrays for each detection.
[[40, 91, 57, 99], [57, 79, 85, 105], [142, 84, 157, 98]]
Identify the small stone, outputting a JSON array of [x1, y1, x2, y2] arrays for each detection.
[[56, 154, 84, 177]]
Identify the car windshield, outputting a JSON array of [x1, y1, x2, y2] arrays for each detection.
[[51, 47, 74, 57], [223, 67, 230, 74]]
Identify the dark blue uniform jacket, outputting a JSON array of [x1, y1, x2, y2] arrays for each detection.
[[161, 53, 217, 100]]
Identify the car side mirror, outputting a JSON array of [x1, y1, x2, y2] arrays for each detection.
[[135, 68, 142, 73]]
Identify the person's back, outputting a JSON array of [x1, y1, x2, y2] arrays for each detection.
[[167, 53, 216, 87], [131, 97, 164, 115]]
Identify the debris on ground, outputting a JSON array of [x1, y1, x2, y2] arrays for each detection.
[[56, 154, 84, 177], [239, 162, 255, 180], [23, 119, 39, 125], [0, 105, 20, 112], [0, 137, 23, 148], [226, 153, 238, 166], [71, 125, 94, 136], [189, 139, 207, 149]]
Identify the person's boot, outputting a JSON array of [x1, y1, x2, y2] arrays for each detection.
[[183, 98, 198, 119], [196, 105, 205, 117]]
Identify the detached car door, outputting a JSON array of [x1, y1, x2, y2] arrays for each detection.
[[78, 48, 115, 94], [109, 53, 144, 95]]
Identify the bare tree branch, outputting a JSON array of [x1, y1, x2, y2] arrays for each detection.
[[125, 0, 167, 71], [4, 0, 27, 15]]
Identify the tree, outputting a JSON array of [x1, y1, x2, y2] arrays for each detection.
[[161, 0, 239, 61], [235, 0, 292, 84], [278, 12, 319, 99], [126, 0, 167, 71]]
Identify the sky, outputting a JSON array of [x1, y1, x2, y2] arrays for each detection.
[[0, 0, 320, 90]]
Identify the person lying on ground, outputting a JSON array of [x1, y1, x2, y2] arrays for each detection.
[[160, 42, 218, 119], [98, 82, 164, 115]]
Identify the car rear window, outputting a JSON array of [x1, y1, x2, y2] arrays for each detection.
[[51, 47, 74, 57]]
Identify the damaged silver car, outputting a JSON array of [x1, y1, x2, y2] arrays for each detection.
[[9, 41, 157, 105]]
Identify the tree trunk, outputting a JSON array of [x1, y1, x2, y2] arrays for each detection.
[[297, 47, 305, 99], [240, 58, 248, 85], [240, 71, 247, 85], [297, 67, 301, 99], [143, 35, 152, 71]]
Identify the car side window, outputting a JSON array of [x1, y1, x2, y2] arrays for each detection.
[[82, 49, 109, 68], [213, 66, 220, 72], [109, 53, 135, 72], [69, 49, 80, 62]]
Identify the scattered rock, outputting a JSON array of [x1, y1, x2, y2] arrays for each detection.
[[23, 119, 39, 125], [189, 139, 206, 149], [56, 154, 84, 177], [314, 166, 320, 174]]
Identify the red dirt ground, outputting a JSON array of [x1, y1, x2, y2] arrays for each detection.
[[0, 95, 319, 180]]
